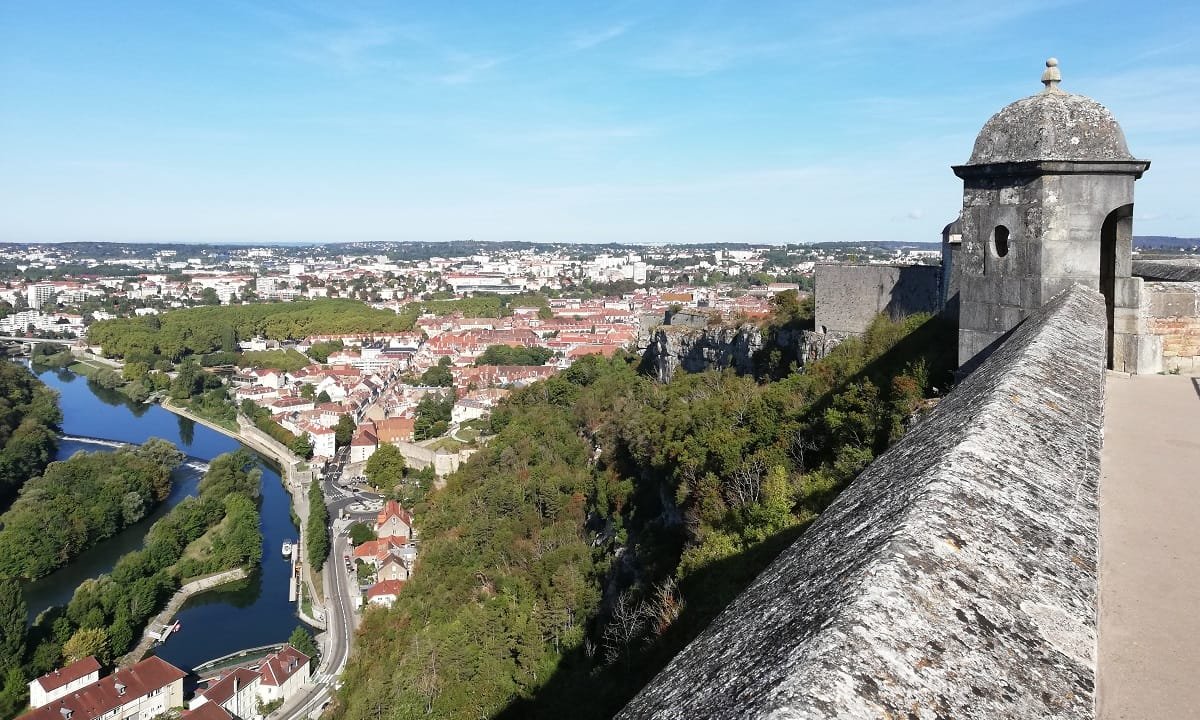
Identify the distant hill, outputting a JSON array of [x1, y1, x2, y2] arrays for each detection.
[[1133, 236, 1199, 250]]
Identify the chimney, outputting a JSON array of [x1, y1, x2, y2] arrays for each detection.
[[115, 682, 126, 697]]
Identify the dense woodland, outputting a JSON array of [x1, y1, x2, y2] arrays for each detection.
[[0, 439, 183, 580], [0, 364, 60, 510], [334, 307, 955, 720], [87, 299, 413, 362], [474, 345, 555, 366], [0, 450, 263, 717], [86, 295, 552, 367]]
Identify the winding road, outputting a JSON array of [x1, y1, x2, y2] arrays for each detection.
[[276, 451, 383, 720]]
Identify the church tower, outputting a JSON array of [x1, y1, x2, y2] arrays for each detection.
[[950, 59, 1156, 372]]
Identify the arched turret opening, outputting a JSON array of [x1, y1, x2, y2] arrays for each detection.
[[1100, 204, 1134, 368]]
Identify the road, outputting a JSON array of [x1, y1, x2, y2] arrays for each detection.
[[277, 447, 384, 720]]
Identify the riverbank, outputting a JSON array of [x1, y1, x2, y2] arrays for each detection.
[[160, 399, 326, 628], [119, 567, 249, 667], [27, 365, 303, 671]]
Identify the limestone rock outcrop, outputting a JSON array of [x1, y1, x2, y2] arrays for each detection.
[[640, 322, 764, 383]]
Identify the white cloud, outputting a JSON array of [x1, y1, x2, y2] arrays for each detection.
[[569, 23, 631, 51]]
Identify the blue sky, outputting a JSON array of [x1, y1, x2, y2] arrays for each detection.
[[1, 1, 1197, 245]]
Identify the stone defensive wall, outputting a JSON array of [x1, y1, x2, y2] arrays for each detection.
[[814, 263, 941, 335], [619, 284, 1107, 719], [1133, 258, 1200, 283], [1141, 281, 1200, 373]]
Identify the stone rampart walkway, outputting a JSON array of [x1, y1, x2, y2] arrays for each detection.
[[1099, 373, 1200, 719]]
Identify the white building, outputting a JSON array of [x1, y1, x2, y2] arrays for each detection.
[[189, 646, 310, 719], [28, 657, 100, 709], [305, 424, 336, 459], [22, 656, 186, 720], [26, 284, 56, 310], [254, 646, 310, 704]]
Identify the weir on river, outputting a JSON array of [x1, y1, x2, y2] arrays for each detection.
[[21, 365, 305, 671]]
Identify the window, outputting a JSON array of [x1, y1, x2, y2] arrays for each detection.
[[993, 225, 1010, 258]]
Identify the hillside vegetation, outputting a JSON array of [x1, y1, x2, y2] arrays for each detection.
[[0, 363, 60, 510], [334, 311, 954, 719]]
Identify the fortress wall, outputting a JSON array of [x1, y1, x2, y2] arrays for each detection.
[[619, 284, 1107, 720], [1142, 281, 1200, 372], [814, 263, 941, 335], [1133, 259, 1200, 283]]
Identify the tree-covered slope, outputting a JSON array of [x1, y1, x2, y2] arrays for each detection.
[[0, 363, 60, 509], [335, 313, 954, 720]]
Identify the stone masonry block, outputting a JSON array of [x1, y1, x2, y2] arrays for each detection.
[[1001, 278, 1023, 306], [1112, 276, 1143, 309]]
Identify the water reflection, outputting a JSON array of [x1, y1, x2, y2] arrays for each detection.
[[178, 416, 196, 446], [24, 366, 303, 670]]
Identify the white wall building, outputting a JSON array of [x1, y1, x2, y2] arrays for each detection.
[[28, 657, 100, 709]]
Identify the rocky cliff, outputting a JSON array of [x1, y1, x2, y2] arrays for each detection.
[[639, 321, 764, 383], [639, 310, 843, 383]]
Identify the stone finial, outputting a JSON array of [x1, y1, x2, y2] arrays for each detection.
[[1041, 57, 1062, 92]]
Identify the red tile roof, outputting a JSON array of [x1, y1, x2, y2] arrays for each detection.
[[21, 657, 186, 720], [259, 645, 310, 687], [197, 668, 259, 707], [375, 500, 414, 531], [367, 579, 406, 599], [183, 702, 233, 720], [33, 656, 101, 693]]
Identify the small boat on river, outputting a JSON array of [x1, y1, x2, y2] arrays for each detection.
[[282, 541, 293, 558]]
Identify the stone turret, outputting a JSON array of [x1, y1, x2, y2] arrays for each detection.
[[950, 58, 1157, 372]]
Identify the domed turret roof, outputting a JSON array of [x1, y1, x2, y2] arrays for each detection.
[[966, 59, 1134, 165]]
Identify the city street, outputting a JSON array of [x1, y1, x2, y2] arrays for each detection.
[[276, 449, 383, 720]]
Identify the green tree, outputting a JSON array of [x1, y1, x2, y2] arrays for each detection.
[[0, 579, 26, 671], [123, 361, 149, 383], [300, 384, 315, 400], [474, 345, 555, 366], [306, 481, 329, 572], [419, 356, 454, 387], [316, 390, 331, 404], [414, 394, 453, 441], [62, 627, 111, 665], [0, 665, 28, 720], [335, 416, 356, 449], [347, 522, 376, 546], [291, 434, 313, 460], [288, 625, 319, 660], [170, 360, 201, 400], [364, 443, 406, 492], [199, 287, 220, 305]]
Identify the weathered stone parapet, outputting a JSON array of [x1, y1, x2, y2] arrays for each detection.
[[618, 285, 1107, 719], [1141, 281, 1200, 372], [1133, 259, 1200, 283]]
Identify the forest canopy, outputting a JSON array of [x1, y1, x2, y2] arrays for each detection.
[[0, 438, 183, 580], [86, 299, 413, 362], [0, 363, 60, 509], [335, 311, 955, 720]]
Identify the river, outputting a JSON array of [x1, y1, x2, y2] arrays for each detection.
[[21, 366, 303, 671]]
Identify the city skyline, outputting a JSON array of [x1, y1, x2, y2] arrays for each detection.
[[2, 0, 1197, 245]]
